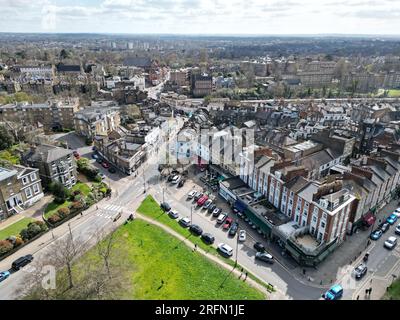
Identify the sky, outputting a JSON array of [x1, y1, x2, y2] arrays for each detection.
[[0, 0, 399, 35]]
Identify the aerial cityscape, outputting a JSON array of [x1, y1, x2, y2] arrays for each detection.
[[0, 0, 400, 306]]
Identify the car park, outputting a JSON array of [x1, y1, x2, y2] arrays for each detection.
[[380, 222, 390, 233], [203, 199, 213, 209], [201, 233, 215, 245], [354, 263, 368, 279], [217, 243, 233, 257], [12, 254, 34, 271], [160, 202, 171, 212], [223, 217, 233, 230], [108, 167, 116, 174], [0, 271, 10, 283], [238, 230, 246, 242], [255, 252, 274, 264], [187, 190, 197, 199], [189, 224, 203, 236], [384, 236, 397, 250], [322, 284, 343, 300], [212, 208, 222, 217], [395, 224, 400, 235], [179, 217, 191, 228], [229, 222, 239, 236], [208, 204, 217, 213], [370, 229, 383, 240], [386, 214, 398, 225], [253, 242, 265, 252], [169, 210, 179, 219], [217, 213, 228, 224]]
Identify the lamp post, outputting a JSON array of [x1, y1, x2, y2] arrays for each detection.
[[191, 205, 193, 224], [234, 222, 239, 268]]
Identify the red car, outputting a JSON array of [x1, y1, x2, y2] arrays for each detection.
[[102, 161, 110, 169], [223, 217, 233, 230], [73, 151, 80, 159], [196, 195, 209, 207]]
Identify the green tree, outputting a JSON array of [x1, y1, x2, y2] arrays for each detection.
[[0, 125, 15, 151]]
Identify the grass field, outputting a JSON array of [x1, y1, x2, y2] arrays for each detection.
[[0, 217, 35, 239], [75, 218, 265, 300], [44, 182, 91, 219], [384, 279, 400, 300], [388, 89, 400, 97]]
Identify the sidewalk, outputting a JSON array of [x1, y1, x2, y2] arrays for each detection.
[[136, 212, 290, 300]]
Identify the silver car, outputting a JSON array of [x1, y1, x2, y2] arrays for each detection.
[[384, 236, 397, 250]]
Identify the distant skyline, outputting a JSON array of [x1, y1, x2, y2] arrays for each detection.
[[0, 0, 399, 35]]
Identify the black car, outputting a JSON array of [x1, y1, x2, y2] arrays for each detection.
[[201, 233, 215, 245], [12, 254, 34, 271], [380, 222, 390, 233], [178, 178, 186, 188], [208, 204, 217, 213], [255, 252, 274, 264], [167, 175, 174, 182], [108, 167, 117, 174], [189, 224, 203, 236], [160, 202, 171, 212], [253, 242, 266, 252], [229, 222, 239, 236]]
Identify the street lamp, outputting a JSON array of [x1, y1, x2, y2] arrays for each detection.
[[234, 222, 239, 268], [190, 205, 193, 224]]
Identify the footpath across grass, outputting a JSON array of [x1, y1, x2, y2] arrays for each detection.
[[75, 218, 265, 299], [0, 217, 35, 239]]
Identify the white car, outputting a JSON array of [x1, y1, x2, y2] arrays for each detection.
[[393, 210, 400, 219], [217, 213, 228, 224], [238, 230, 246, 242], [384, 236, 397, 250], [171, 175, 181, 184], [187, 190, 197, 199], [218, 243, 233, 257], [395, 224, 400, 235], [203, 199, 213, 209]]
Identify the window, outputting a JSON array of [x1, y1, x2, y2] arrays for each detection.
[[33, 183, 40, 194], [25, 187, 32, 198], [22, 176, 28, 185], [318, 232, 323, 241], [30, 173, 37, 181], [321, 222, 326, 228], [313, 216, 317, 223]]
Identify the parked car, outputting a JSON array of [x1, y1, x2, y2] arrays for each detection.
[[395, 224, 400, 235], [217, 243, 233, 257], [96, 157, 103, 164], [73, 151, 80, 158], [208, 204, 217, 213], [253, 242, 265, 252], [171, 175, 181, 184], [322, 284, 343, 300], [201, 233, 215, 245], [197, 195, 209, 207], [160, 202, 171, 212], [168, 210, 179, 219], [223, 217, 233, 230], [380, 222, 390, 233], [91, 153, 99, 159], [187, 190, 197, 199], [370, 229, 383, 240], [229, 222, 239, 236], [238, 230, 246, 242], [255, 252, 274, 264], [354, 263, 368, 280], [386, 214, 398, 225], [384, 236, 397, 250], [167, 174, 174, 182], [212, 208, 222, 217], [178, 178, 186, 188], [12, 254, 34, 271], [0, 271, 10, 283], [189, 224, 203, 236], [217, 213, 228, 224], [108, 167, 117, 174], [102, 161, 110, 169], [179, 217, 191, 228], [194, 192, 203, 201], [393, 209, 400, 219], [203, 199, 213, 209]]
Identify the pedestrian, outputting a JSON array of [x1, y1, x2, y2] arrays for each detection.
[[244, 272, 248, 282], [303, 269, 306, 275], [241, 267, 244, 273], [80, 212, 83, 216], [96, 205, 98, 210], [365, 288, 369, 296], [356, 295, 359, 300], [194, 244, 197, 252], [368, 288, 372, 295]]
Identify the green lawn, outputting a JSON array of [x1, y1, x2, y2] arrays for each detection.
[[0, 217, 35, 239], [384, 279, 400, 300], [76, 219, 265, 300], [388, 89, 400, 97], [44, 182, 91, 219]]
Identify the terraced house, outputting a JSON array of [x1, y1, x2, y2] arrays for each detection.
[[0, 165, 44, 221]]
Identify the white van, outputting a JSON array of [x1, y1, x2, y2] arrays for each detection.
[[217, 213, 227, 224], [171, 175, 181, 184], [218, 243, 233, 256]]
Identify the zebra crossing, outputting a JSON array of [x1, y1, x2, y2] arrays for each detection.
[[95, 203, 125, 219]]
